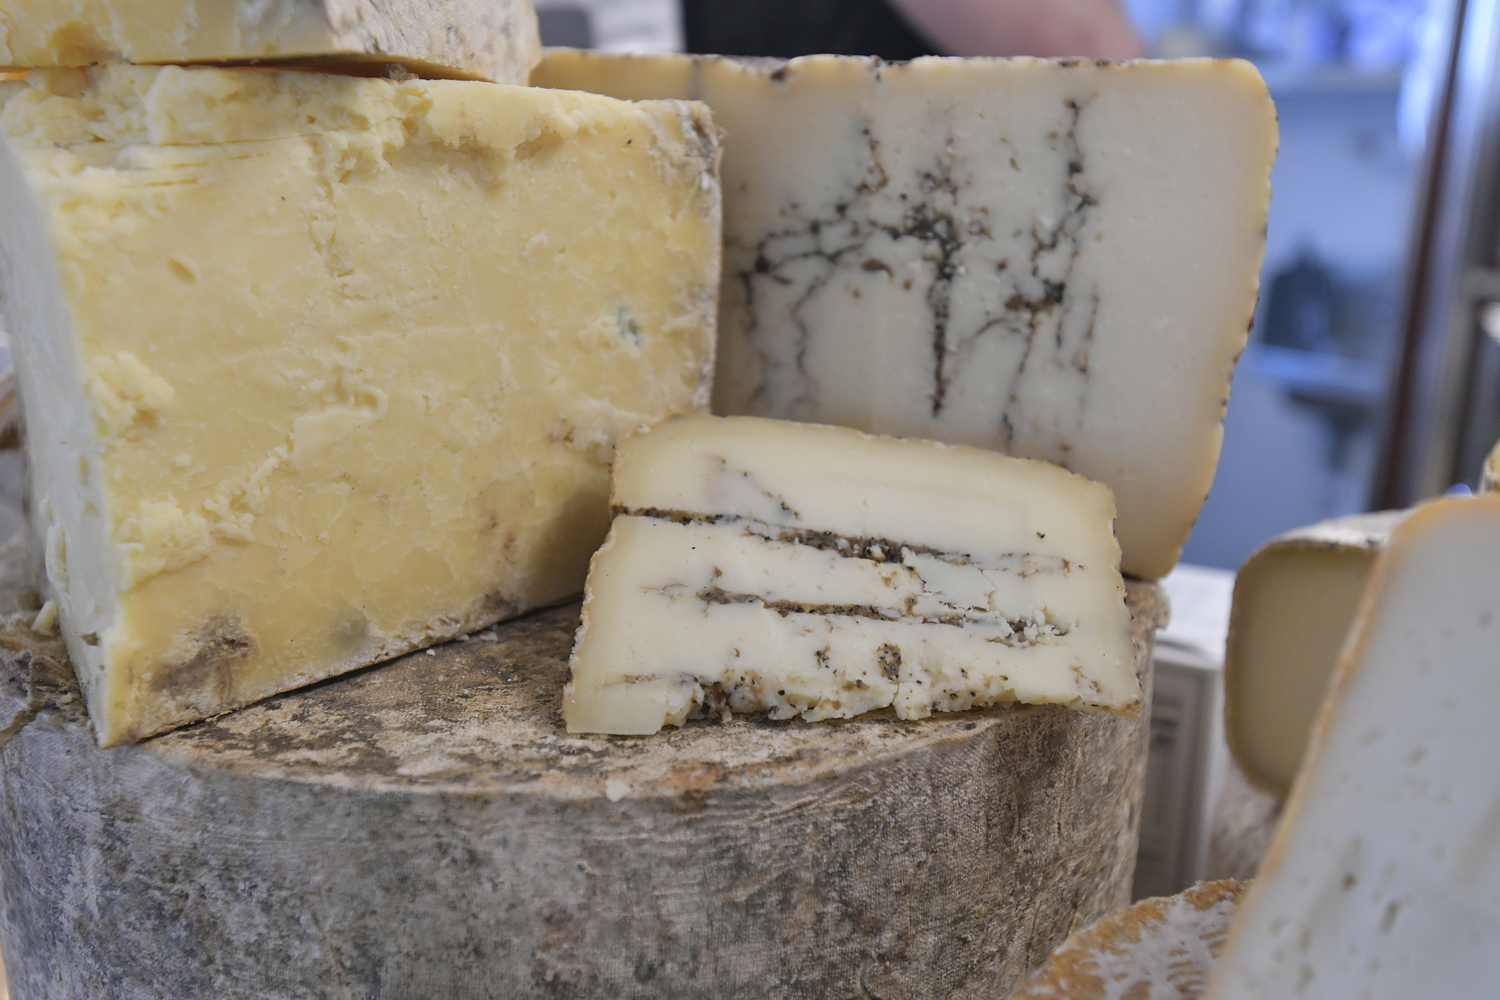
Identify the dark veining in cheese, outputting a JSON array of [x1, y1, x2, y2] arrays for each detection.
[[616, 505, 1073, 576], [735, 94, 1100, 446], [697, 583, 1064, 644]]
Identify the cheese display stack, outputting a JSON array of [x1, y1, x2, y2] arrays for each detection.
[[1223, 510, 1405, 796], [0, 59, 721, 744], [533, 51, 1279, 581], [564, 414, 1137, 735], [1208, 496, 1500, 998], [1, 0, 541, 82]]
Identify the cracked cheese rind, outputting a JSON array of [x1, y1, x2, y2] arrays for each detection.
[[533, 51, 1279, 581], [0, 65, 720, 745], [562, 414, 1136, 735], [1224, 510, 1405, 797], [1208, 495, 1500, 1000], [0, 0, 541, 83]]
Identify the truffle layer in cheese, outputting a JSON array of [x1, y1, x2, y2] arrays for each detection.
[[532, 51, 1278, 581], [562, 414, 1136, 736], [0, 0, 541, 82], [1224, 510, 1404, 797], [0, 65, 720, 745], [1208, 496, 1500, 1000]]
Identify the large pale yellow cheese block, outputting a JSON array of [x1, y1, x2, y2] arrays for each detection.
[[564, 414, 1136, 735], [0, 65, 720, 745], [0, 0, 541, 82], [532, 50, 1278, 581]]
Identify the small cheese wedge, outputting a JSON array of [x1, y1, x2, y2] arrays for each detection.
[[1483, 437, 1500, 493], [0, 0, 541, 82], [533, 50, 1279, 581], [562, 414, 1137, 735], [1207, 496, 1500, 1000], [0, 65, 720, 744], [1224, 511, 1405, 796]]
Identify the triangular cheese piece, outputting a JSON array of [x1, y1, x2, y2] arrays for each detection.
[[1208, 495, 1500, 998]]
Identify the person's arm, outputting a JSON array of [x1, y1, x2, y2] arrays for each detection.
[[886, 0, 1147, 59]]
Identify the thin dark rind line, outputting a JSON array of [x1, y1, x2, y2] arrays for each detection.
[[614, 505, 1072, 576]]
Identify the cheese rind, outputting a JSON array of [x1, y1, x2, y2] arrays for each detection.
[[0, 0, 541, 82], [533, 50, 1278, 581], [1208, 496, 1500, 999], [0, 65, 720, 745], [1223, 510, 1405, 796], [562, 414, 1136, 735]]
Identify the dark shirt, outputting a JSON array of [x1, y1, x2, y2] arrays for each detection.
[[681, 0, 940, 60]]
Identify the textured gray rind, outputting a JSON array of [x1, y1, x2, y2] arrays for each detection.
[[0, 557, 1165, 1000]]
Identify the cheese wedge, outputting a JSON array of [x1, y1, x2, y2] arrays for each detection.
[[533, 50, 1279, 581], [0, 65, 720, 744], [1483, 437, 1500, 493], [1208, 496, 1500, 999], [1224, 511, 1405, 796], [562, 414, 1136, 735], [0, 0, 541, 82]]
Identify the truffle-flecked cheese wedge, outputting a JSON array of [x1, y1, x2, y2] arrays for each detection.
[[0, 0, 541, 82], [0, 65, 720, 745], [1224, 510, 1405, 797], [533, 50, 1279, 581], [562, 414, 1136, 735], [1208, 496, 1500, 1000]]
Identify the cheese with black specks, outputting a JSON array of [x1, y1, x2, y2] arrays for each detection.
[[563, 414, 1136, 735], [533, 51, 1279, 581]]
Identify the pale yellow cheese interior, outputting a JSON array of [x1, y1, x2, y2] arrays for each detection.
[[0, 65, 719, 744], [1225, 548, 1376, 794]]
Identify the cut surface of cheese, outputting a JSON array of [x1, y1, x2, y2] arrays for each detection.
[[1013, 880, 1246, 1000], [562, 414, 1136, 735], [1208, 496, 1500, 1000], [0, 0, 541, 82], [1224, 510, 1404, 796], [0, 65, 720, 745], [532, 50, 1279, 581]]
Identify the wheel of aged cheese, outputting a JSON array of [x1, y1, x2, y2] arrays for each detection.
[[1010, 879, 1248, 1000], [0, 540, 1165, 1000]]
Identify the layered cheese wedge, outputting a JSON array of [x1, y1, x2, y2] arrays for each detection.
[[533, 51, 1279, 580], [1209, 496, 1500, 999], [563, 414, 1136, 735], [0, 65, 720, 744], [1, 0, 541, 82]]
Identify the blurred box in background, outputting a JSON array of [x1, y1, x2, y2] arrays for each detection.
[[1134, 563, 1235, 900]]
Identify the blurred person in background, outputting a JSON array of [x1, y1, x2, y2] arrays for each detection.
[[682, 0, 1146, 60]]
